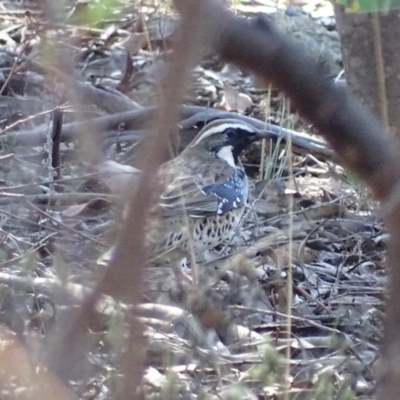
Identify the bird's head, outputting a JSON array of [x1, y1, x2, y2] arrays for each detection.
[[188, 119, 264, 167]]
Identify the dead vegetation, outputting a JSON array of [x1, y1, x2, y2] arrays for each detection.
[[0, 0, 392, 399]]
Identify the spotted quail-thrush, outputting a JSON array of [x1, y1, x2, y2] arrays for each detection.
[[101, 118, 264, 269]]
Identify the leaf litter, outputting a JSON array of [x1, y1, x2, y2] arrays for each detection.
[[0, 0, 384, 399]]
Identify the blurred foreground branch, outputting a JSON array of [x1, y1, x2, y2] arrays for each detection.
[[44, 2, 207, 398]]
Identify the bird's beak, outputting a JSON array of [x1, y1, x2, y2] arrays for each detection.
[[254, 129, 267, 141]]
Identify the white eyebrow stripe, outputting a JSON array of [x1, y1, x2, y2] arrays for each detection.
[[190, 122, 257, 147]]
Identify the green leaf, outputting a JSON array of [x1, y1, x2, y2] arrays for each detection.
[[337, 0, 400, 13], [73, 0, 119, 26]]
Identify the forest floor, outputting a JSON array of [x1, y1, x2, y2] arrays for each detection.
[[0, 1, 384, 399]]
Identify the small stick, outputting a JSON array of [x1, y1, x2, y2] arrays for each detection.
[[51, 108, 63, 181]]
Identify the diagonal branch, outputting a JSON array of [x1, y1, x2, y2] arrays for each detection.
[[173, 0, 399, 200], [171, 1, 400, 399], [45, 2, 209, 394]]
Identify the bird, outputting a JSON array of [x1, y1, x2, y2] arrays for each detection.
[[100, 118, 265, 273]]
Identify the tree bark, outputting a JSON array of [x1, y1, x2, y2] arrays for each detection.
[[335, 6, 400, 141], [335, 6, 400, 397]]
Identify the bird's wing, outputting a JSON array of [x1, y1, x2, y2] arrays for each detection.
[[157, 160, 248, 218], [159, 174, 218, 217]]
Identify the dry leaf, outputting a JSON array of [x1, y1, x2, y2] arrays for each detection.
[[274, 242, 316, 266], [254, 199, 285, 216], [62, 198, 111, 217], [96, 160, 141, 202], [117, 32, 148, 55], [218, 81, 253, 113]]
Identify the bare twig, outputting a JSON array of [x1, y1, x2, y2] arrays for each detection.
[[51, 108, 63, 181]]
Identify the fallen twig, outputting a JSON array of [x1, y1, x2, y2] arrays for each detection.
[[3, 105, 333, 159]]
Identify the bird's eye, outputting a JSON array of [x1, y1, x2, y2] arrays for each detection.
[[226, 127, 256, 141], [226, 128, 237, 140]]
